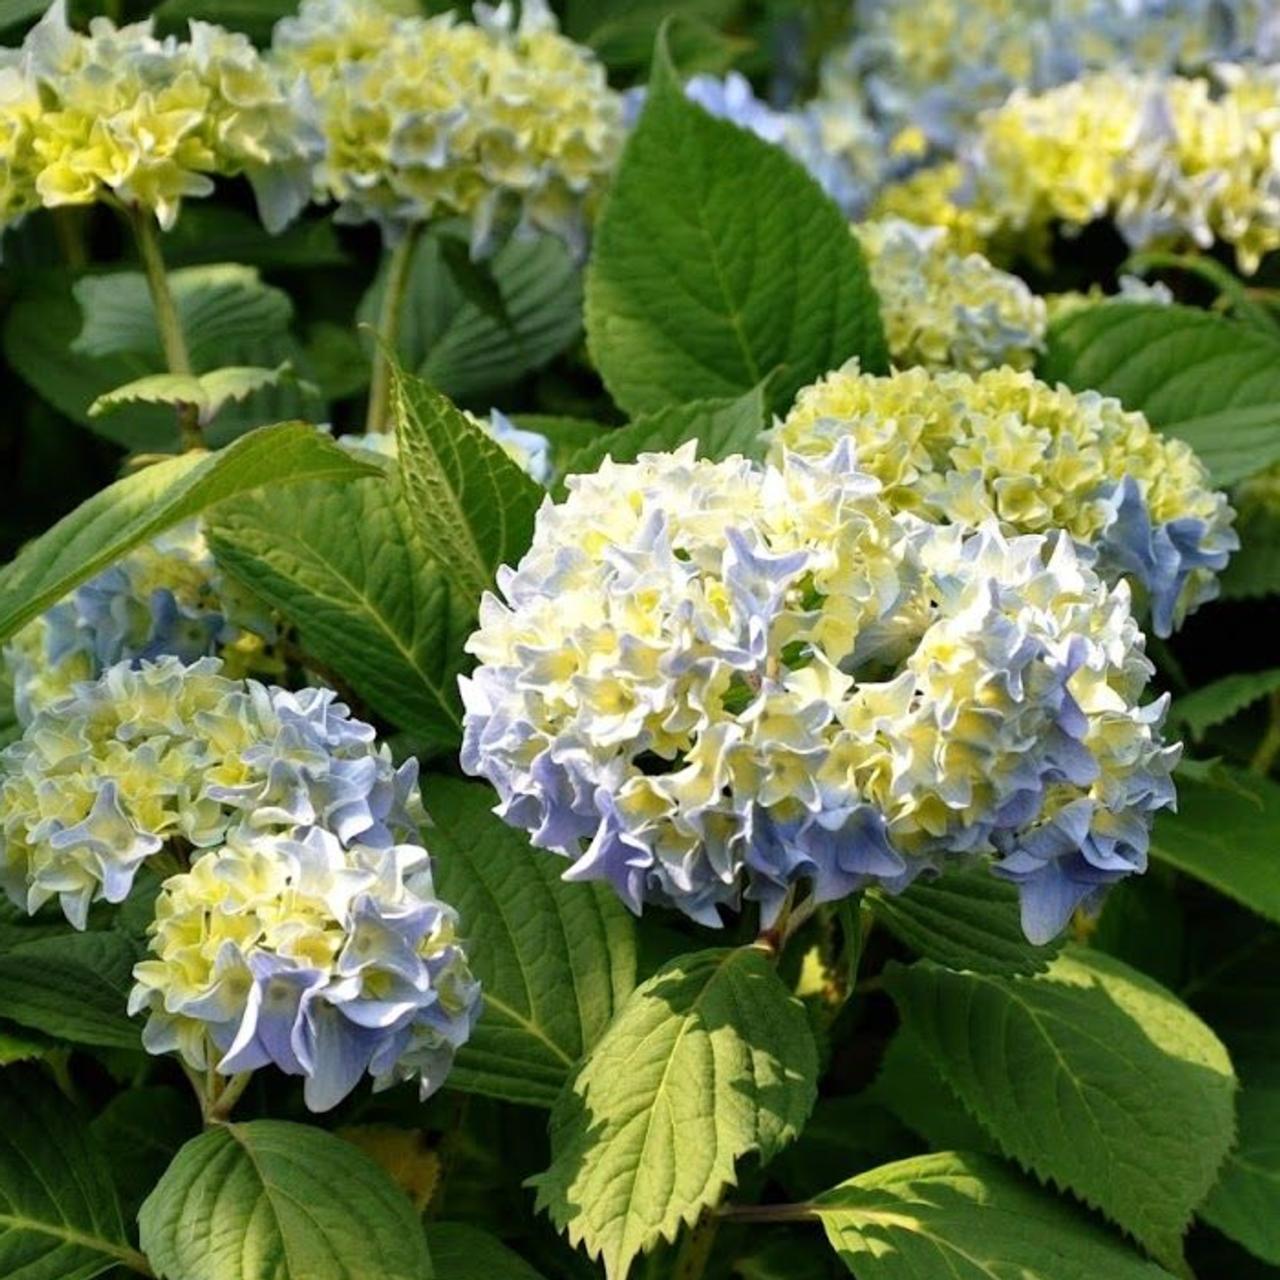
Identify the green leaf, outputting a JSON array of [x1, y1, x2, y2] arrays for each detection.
[[1151, 764, 1280, 925], [91, 1086, 199, 1226], [516, 413, 611, 485], [868, 866, 1063, 976], [558, 387, 766, 489], [155, 206, 349, 271], [871, 1029, 997, 1156], [152, 0, 297, 42], [428, 1223, 548, 1280], [562, 0, 743, 74], [359, 228, 583, 404], [139, 1120, 434, 1280], [0, 1065, 145, 1280], [0, 0, 45, 31], [533, 945, 818, 1280], [0, 931, 139, 1049], [812, 1151, 1174, 1279], [1168, 670, 1280, 741], [392, 365, 543, 605], [89, 363, 297, 427], [422, 778, 636, 1106], [1038, 303, 1280, 485], [0, 421, 377, 643], [1201, 1057, 1280, 1266], [72, 266, 293, 367], [585, 40, 885, 417], [209, 468, 470, 753], [884, 948, 1237, 1268], [1221, 503, 1280, 600], [5, 269, 323, 451], [768, 1094, 922, 1202], [0, 1022, 46, 1065]]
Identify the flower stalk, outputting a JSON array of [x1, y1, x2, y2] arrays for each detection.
[[129, 204, 202, 452], [365, 223, 423, 434]]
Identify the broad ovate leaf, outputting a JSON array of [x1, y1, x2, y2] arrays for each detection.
[[558, 387, 766, 489], [884, 949, 1236, 1269], [423, 778, 636, 1106], [392, 366, 542, 606], [1039, 303, 1280, 485], [139, 1120, 433, 1280], [0, 422, 377, 643], [585, 41, 885, 416], [209, 467, 471, 754], [868, 866, 1063, 976], [0, 1065, 145, 1280], [1151, 765, 1280, 926], [812, 1151, 1173, 1279], [533, 945, 818, 1279]]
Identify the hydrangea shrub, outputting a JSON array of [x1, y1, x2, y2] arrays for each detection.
[[0, 3, 1275, 1279]]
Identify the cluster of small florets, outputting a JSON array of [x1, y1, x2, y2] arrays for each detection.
[[821, 0, 1275, 155], [3, 520, 276, 726], [0, 656, 479, 1109], [773, 363, 1237, 636], [461, 442, 1179, 943], [0, 1, 318, 238], [270, 0, 624, 252], [858, 217, 1046, 372], [909, 63, 1280, 274]]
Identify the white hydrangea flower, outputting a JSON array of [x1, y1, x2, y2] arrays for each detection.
[[461, 442, 1179, 943]]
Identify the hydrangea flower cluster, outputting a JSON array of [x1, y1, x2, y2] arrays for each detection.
[[3, 520, 276, 726], [0, 1, 318, 239], [773, 363, 1237, 636], [821, 0, 1276, 155], [858, 217, 1046, 373], [270, 0, 624, 252], [0, 656, 479, 1110], [461, 443, 1180, 943], [889, 64, 1280, 273]]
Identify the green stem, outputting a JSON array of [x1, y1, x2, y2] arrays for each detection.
[[716, 1202, 815, 1225], [52, 207, 87, 270], [207, 1071, 254, 1124], [129, 204, 201, 452], [365, 223, 423, 434], [1249, 691, 1280, 777], [183, 1054, 253, 1126], [672, 1210, 721, 1280]]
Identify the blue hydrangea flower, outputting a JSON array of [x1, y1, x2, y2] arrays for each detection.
[[461, 443, 1179, 943], [130, 825, 479, 1111], [4, 520, 277, 725], [0, 653, 480, 1108]]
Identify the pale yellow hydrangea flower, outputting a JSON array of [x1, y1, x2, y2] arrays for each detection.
[[773, 362, 1236, 633], [858, 217, 1046, 373], [879, 65, 1280, 274], [271, 0, 624, 251], [0, 1, 316, 239]]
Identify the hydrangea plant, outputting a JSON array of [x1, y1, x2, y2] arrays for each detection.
[[0, 3, 1275, 1280]]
